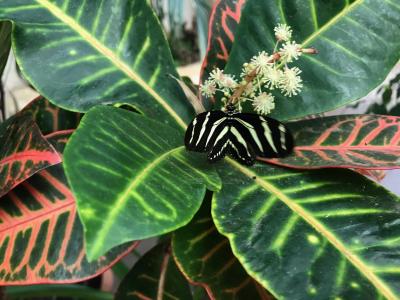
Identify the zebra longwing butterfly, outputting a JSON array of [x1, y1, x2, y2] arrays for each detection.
[[184, 105, 294, 165]]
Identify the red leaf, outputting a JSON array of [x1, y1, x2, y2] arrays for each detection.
[[199, 0, 246, 104], [21, 96, 82, 135], [0, 114, 61, 198], [260, 115, 400, 170], [0, 133, 137, 285]]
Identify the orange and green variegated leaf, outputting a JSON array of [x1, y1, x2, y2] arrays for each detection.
[[116, 243, 192, 300], [0, 21, 11, 75], [21, 96, 82, 136], [200, 0, 246, 105], [213, 160, 400, 300], [0, 113, 61, 198], [0, 133, 137, 285], [173, 194, 274, 300], [0, 0, 192, 130], [64, 106, 221, 261], [259, 115, 400, 170]]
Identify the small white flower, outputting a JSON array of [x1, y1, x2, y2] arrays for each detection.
[[263, 66, 283, 89], [252, 92, 275, 115], [200, 79, 216, 97], [241, 62, 256, 77], [251, 51, 273, 73], [209, 68, 225, 85], [221, 74, 238, 89], [274, 23, 292, 41], [279, 67, 303, 97], [280, 41, 301, 63]]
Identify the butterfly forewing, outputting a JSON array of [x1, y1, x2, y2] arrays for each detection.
[[185, 110, 294, 165], [185, 110, 226, 152]]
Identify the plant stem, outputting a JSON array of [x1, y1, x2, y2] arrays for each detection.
[[157, 247, 171, 300], [228, 53, 281, 105]]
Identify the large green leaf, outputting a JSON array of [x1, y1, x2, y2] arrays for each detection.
[[0, 21, 11, 75], [213, 160, 400, 299], [226, 0, 400, 120], [116, 243, 192, 300], [0, 133, 137, 285], [64, 106, 221, 260], [0, 0, 192, 130], [173, 193, 274, 300]]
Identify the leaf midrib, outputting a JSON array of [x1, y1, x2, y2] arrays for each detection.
[[90, 146, 185, 258], [35, 0, 186, 129], [226, 158, 398, 300], [301, 0, 364, 46]]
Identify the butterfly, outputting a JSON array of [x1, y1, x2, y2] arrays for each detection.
[[184, 105, 294, 165]]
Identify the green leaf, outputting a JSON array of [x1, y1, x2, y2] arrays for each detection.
[[261, 115, 400, 169], [116, 243, 192, 300], [0, 133, 137, 285], [0, 21, 11, 75], [226, 0, 400, 120], [0, 0, 192, 130], [213, 160, 400, 299], [173, 193, 274, 300], [64, 106, 221, 260]]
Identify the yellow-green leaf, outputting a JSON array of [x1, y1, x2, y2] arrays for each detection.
[[213, 159, 400, 299], [0, 0, 192, 130]]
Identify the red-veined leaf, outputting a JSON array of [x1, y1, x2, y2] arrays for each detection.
[[354, 169, 386, 182], [0, 114, 61, 198], [21, 96, 82, 135], [116, 243, 192, 300], [200, 0, 246, 105], [0, 133, 137, 285], [173, 194, 274, 300], [259, 115, 400, 170]]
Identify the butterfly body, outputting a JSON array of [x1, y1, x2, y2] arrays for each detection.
[[185, 106, 294, 165]]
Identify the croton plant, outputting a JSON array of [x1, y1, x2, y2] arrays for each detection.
[[0, 0, 400, 299]]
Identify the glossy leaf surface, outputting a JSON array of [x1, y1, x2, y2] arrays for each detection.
[[116, 243, 192, 300], [0, 21, 11, 74], [200, 0, 246, 104], [261, 115, 400, 170], [173, 195, 273, 300], [64, 106, 221, 260], [0, 134, 137, 285], [21, 96, 82, 135], [213, 160, 400, 299], [226, 0, 400, 120], [0, 0, 191, 130], [0, 113, 61, 198]]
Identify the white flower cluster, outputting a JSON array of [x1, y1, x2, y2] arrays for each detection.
[[200, 23, 314, 115]]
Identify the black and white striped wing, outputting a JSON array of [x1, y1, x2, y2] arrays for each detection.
[[184, 110, 227, 152], [184, 111, 294, 166], [232, 113, 294, 159]]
